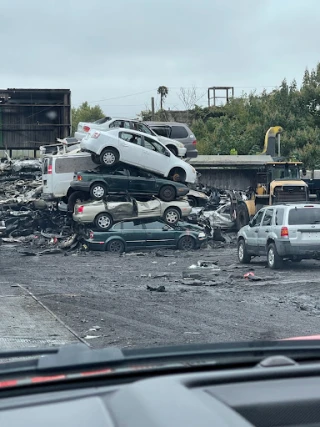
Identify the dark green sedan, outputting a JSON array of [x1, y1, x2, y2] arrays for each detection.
[[69, 164, 189, 203], [84, 218, 207, 253]]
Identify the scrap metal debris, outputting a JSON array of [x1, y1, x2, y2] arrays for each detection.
[[146, 285, 166, 292]]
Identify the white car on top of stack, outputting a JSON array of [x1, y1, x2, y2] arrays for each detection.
[[75, 117, 187, 158], [80, 128, 198, 184]]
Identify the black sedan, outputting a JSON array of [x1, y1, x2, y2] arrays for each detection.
[[68, 165, 189, 210]]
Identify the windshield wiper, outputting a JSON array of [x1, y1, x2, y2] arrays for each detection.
[[1, 341, 320, 376]]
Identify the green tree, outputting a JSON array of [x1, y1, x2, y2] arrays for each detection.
[[72, 102, 105, 135], [157, 86, 169, 110]]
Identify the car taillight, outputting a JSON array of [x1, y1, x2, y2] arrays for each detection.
[[192, 140, 197, 145], [77, 174, 82, 181], [83, 125, 90, 132], [77, 205, 84, 214], [281, 227, 289, 237], [91, 131, 100, 139], [89, 231, 94, 239], [48, 165, 52, 174]]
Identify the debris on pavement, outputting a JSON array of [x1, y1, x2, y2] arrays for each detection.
[[147, 285, 166, 292]]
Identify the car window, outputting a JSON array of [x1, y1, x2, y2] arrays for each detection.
[[93, 117, 111, 125], [133, 122, 152, 135], [252, 209, 264, 227], [128, 167, 151, 178], [150, 126, 171, 138], [109, 120, 123, 128], [288, 207, 320, 225], [144, 220, 166, 230], [122, 221, 144, 230], [143, 136, 167, 155], [170, 126, 188, 139], [119, 132, 143, 145], [123, 121, 132, 129], [275, 208, 284, 225], [262, 209, 274, 226]]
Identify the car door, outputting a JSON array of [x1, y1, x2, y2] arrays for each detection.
[[120, 220, 147, 249], [245, 209, 265, 252], [118, 131, 143, 165], [258, 208, 274, 254], [143, 219, 176, 248], [102, 165, 129, 193], [127, 166, 157, 195], [139, 136, 171, 175]]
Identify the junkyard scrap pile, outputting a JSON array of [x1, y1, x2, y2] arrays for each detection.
[[0, 158, 78, 250]]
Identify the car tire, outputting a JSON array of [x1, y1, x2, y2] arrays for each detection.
[[95, 213, 113, 231], [178, 235, 196, 250], [237, 239, 251, 264], [187, 196, 197, 208], [90, 183, 107, 200], [236, 203, 250, 230], [107, 239, 125, 253], [100, 148, 119, 167], [159, 185, 176, 202], [91, 153, 100, 165], [164, 207, 180, 225], [167, 146, 178, 156], [67, 191, 89, 213], [267, 242, 283, 269], [169, 168, 186, 183]]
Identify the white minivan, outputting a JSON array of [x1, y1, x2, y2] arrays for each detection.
[[42, 152, 96, 201]]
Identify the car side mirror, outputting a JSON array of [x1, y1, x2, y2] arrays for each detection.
[[248, 219, 254, 227], [164, 151, 170, 157], [302, 168, 307, 176]]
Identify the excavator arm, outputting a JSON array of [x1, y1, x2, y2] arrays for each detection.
[[261, 126, 283, 156]]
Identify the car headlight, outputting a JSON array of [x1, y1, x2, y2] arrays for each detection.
[[198, 232, 206, 238], [177, 142, 184, 148]]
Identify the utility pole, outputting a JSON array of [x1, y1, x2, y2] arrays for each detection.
[[151, 97, 155, 120]]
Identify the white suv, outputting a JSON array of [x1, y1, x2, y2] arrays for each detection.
[[80, 128, 197, 184]]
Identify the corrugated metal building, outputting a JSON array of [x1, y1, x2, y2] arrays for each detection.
[[0, 88, 71, 157], [190, 155, 274, 190]]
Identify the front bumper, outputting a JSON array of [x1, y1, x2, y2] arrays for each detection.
[[70, 181, 91, 192], [276, 241, 320, 258], [178, 147, 187, 157], [74, 131, 85, 141]]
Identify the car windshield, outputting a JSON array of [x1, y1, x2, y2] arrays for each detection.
[[2, 0, 320, 378]]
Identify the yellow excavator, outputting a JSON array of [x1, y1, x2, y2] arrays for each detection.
[[235, 126, 309, 230]]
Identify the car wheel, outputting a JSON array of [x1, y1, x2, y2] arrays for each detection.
[[236, 203, 250, 230], [67, 191, 89, 213], [267, 242, 283, 269], [159, 185, 176, 202], [90, 183, 107, 200], [164, 208, 180, 225], [95, 213, 113, 231], [100, 148, 119, 167], [91, 153, 100, 165], [167, 146, 178, 156], [187, 196, 197, 208], [170, 168, 186, 183], [178, 235, 196, 250], [107, 239, 125, 253], [238, 239, 251, 264]]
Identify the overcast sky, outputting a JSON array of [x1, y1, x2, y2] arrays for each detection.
[[1, 0, 319, 117]]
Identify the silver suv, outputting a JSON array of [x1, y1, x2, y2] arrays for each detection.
[[237, 203, 320, 269], [143, 121, 198, 158]]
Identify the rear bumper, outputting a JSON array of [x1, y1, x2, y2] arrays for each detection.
[[70, 181, 91, 192], [74, 131, 85, 141], [72, 214, 92, 224], [83, 238, 106, 251], [276, 241, 320, 258], [186, 148, 198, 158]]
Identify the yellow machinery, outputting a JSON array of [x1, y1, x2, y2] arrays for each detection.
[[235, 127, 309, 230]]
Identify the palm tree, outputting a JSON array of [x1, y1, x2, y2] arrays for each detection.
[[157, 86, 169, 110]]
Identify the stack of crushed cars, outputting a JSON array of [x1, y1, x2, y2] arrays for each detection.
[[62, 127, 209, 252]]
